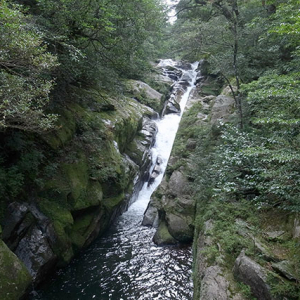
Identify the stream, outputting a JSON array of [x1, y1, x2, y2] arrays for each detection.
[[30, 60, 198, 300]]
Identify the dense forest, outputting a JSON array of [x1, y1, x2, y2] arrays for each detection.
[[0, 0, 300, 299], [171, 1, 300, 213]]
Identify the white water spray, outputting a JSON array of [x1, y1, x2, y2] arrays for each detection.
[[127, 60, 199, 215]]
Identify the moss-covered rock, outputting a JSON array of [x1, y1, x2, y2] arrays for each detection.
[[126, 80, 164, 112], [42, 108, 77, 149], [0, 240, 32, 300], [0, 79, 162, 294], [153, 220, 177, 245]]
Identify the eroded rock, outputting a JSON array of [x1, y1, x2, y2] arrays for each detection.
[[163, 99, 181, 115], [166, 213, 194, 243], [142, 201, 159, 227], [293, 218, 300, 239], [271, 260, 299, 281], [168, 170, 187, 197], [129, 80, 163, 111], [2, 203, 58, 282], [15, 227, 57, 281], [148, 156, 163, 186]]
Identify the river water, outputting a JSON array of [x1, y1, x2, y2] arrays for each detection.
[[30, 61, 198, 300]]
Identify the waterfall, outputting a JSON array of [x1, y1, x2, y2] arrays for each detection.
[[31, 61, 199, 300], [128, 61, 199, 215]]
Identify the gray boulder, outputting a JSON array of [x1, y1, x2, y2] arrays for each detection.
[[168, 170, 187, 197], [211, 95, 235, 124], [2, 202, 58, 283], [233, 250, 273, 300], [15, 226, 57, 281], [142, 201, 159, 227], [163, 99, 181, 115], [271, 260, 299, 281], [129, 80, 162, 103], [153, 220, 177, 245], [166, 213, 194, 243]]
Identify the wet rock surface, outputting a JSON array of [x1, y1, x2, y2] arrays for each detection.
[[2, 203, 58, 282], [148, 155, 163, 186], [142, 201, 159, 227]]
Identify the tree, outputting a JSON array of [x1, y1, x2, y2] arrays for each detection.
[[0, 0, 58, 133], [25, 0, 167, 89], [168, 0, 291, 128]]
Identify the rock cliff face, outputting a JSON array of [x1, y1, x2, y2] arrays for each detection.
[[143, 62, 229, 246], [0, 70, 172, 297], [145, 62, 300, 299]]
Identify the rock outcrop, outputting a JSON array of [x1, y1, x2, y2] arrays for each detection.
[[0, 73, 170, 295], [233, 251, 273, 300], [200, 266, 230, 300], [0, 240, 32, 300], [194, 220, 236, 300]]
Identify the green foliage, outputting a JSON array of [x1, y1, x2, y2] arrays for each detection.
[[192, 72, 300, 215], [269, 0, 300, 48], [0, 0, 58, 132], [29, 0, 166, 88], [237, 282, 255, 300], [0, 132, 45, 200], [268, 272, 300, 299]]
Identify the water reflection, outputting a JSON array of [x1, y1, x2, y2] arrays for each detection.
[[31, 212, 193, 300]]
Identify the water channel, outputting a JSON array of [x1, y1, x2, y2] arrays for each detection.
[[30, 60, 198, 300]]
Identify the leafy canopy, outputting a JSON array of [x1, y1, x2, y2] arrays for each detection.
[[0, 0, 58, 132]]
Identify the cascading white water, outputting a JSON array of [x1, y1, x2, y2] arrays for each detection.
[[128, 61, 198, 215], [31, 61, 199, 300]]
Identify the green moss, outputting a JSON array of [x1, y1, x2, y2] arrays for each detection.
[[37, 198, 73, 227], [62, 153, 88, 201], [125, 134, 147, 165], [70, 211, 99, 249], [200, 76, 223, 96], [72, 213, 95, 236], [43, 108, 76, 149], [0, 240, 32, 300], [85, 181, 103, 205], [268, 272, 300, 299], [69, 231, 86, 250], [102, 193, 125, 211], [154, 220, 177, 245], [52, 221, 74, 265], [37, 199, 74, 264]]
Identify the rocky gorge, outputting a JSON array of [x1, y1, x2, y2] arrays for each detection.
[[0, 58, 299, 299], [0, 61, 173, 299], [143, 60, 300, 299]]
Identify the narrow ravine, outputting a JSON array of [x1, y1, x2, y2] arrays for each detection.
[[30, 61, 198, 300]]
